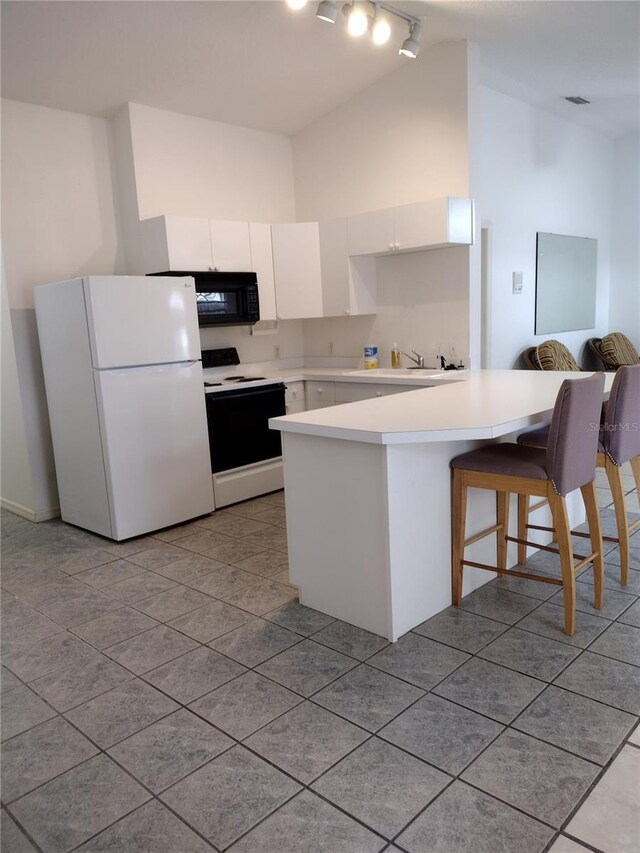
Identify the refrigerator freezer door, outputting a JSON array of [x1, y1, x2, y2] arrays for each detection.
[[94, 360, 214, 539], [84, 276, 200, 369]]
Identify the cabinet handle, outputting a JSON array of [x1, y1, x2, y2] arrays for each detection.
[[388, 242, 394, 250], [376, 391, 382, 397], [317, 388, 323, 394], [344, 309, 350, 315]]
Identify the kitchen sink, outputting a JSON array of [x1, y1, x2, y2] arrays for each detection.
[[347, 368, 443, 377]]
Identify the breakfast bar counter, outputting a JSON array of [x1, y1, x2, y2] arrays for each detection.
[[270, 370, 613, 641]]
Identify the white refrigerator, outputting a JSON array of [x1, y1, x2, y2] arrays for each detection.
[[35, 275, 215, 540]]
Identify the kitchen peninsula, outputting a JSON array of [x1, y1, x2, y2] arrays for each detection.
[[270, 370, 614, 641]]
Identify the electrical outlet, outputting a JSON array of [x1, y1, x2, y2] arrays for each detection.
[[274, 345, 281, 359], [328, 341, 334, 355], [512, 272, 523, 295]]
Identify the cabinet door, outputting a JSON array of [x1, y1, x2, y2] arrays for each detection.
[[249, 223, 277, 321], [305, 381, 335, 406], [271, 223, 324, 319], [348, 208, 395, 256], [334, 382, 412, 403], [319, 218, 350, 317], [209, 220, 252, 271], [394, 199, 448, 251], [285, 381, 305, 405], [164, 216, 212, 270]]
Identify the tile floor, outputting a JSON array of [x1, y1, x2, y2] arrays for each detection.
[[1, 469, 639, 853]]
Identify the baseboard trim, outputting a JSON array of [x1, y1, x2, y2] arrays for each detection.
[[0, 498, 60, 523]]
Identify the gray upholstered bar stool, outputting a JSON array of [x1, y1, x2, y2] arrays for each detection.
[[450, 373, 605, 636], [518, 364, 640, 584]]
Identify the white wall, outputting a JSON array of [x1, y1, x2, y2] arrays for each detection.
[[609, 132, 640, 344], [293, 41, 471, 220], [113, 102, 304, 366], [1, 263, 35, 518], [128, 102, 296, 224], [1, 98, 126, 517], [292, 41, 474, 367], [476, 86, 614, 369], [303, 248, 470, 367]]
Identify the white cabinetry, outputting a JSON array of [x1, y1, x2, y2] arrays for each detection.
[[334, 383, 411, 403], [139, 215, 254, 273], [271, 223, 324, 320], [348, 197, 473, 257], [305, 381, 335, 409], [348, 208, 396, 256], [285, 381, 305, 415], [249, 223, 277, 322], [209, 220, 252, 271], [320, 219, 377, 318], [272, 220, 376, 320]]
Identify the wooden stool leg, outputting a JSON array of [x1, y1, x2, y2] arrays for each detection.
[[497, 492, 510, 572], [549, 492, 576, 636], [451, 470, 467, 606], [630, 455, 640, 499], [517, 494, 529, 565], [606, 457, 629, 585], [581, 481, 604, 610]]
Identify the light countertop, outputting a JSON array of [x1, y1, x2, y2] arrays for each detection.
[[269, 369, 613, 445], [202, 365, 466, 393]]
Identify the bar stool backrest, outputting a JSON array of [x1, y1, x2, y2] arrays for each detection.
[[603, 364, 640, 465], [546, 373, 605, 496]]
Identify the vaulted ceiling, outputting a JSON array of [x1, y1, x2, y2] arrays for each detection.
[[2, 1, 638, 137]]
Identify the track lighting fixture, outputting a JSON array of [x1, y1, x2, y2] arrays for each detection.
[[344, 2, 369, 37], [370, 7, 391, 45], [316, 0, 339, 23], [399, 21, 422, 58], [295, 0, 422, 57]]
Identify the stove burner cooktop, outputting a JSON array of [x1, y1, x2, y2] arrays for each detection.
[[204, 382, 222, 387], [224, 376, 267, 383]]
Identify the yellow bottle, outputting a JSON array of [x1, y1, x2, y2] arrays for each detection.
[[391, 343, 401, 369]]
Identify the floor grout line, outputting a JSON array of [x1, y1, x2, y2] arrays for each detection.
[[2, 502, 639, 853]]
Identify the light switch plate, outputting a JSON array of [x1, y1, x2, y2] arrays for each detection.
[[512, 272, 523, 295]]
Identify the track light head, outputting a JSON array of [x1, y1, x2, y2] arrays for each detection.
[[370, 8, 391, 45], [399, 21, 422, 58], [343, 1, 369, 37], [316, 0, 339, 22], [288, 0, 422, 59]]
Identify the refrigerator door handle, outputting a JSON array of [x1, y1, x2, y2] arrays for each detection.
[[96, 361, 199, 376]]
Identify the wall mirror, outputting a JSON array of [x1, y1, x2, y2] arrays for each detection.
[[535, 232, 598, 333]]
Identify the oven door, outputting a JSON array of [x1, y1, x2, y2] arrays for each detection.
[[205, 384, 286, 473]]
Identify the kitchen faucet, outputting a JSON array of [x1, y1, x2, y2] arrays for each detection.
[[401, 349, 425, 368]]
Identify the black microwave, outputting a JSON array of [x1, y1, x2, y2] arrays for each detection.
[[148, 271, 260, 327]]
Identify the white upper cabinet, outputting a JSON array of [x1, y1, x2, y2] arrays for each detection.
[[271, 222, 324, 320], [348, 197, 474, 257], [249, 223, 277, 322], [348, 208, 396, 256], [138, 216, 253, 273], [320, 219, 376, 318], [144, 215, 211, 271], [209, 220, 252, 271]]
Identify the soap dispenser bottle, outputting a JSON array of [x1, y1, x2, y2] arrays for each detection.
[[391, 343, 401, 369]]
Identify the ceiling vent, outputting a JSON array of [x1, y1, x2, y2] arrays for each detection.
[[564, 96, 591, 105]]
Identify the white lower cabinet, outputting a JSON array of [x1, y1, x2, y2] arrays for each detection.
[[305, 381, 335, 409], [285, 381, 306, 415], [334, 382, 411, 403]]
